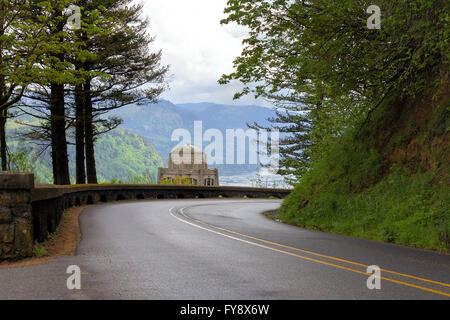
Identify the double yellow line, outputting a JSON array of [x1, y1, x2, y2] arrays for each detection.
[[171, 206, 450, 298]]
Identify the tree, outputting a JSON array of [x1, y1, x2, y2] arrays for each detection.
[[220, 0, 448, 182], [0, 0, 54, 170], [248, 105, 312, 183], [17, 0, 111, 184], [73, 0, 168, 184], [48, 2, 72, 185], [11, 0, 87, 184], [18, 0, 168, 185]]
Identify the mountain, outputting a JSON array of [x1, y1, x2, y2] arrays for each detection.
[[108, 100, 278, 175]]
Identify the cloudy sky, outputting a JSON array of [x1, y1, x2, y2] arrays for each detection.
[[142, 0, 269, 107]]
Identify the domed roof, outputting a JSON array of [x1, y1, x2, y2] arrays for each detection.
[[170, 144, 204, 155], [168, 144, 208, 169]]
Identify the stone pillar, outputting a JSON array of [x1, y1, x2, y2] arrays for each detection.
[[0, 172, 34, 261]]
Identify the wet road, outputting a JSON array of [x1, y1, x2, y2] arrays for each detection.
[[0, 199, 449, 299]]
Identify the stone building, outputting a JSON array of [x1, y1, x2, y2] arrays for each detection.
[[158, 145, 219, 186]]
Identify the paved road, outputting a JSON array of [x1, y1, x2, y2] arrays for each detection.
[[0, 199, 449, 299]]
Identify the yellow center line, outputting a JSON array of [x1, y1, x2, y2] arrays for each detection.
[[180, 209, 450, 288], [174, 207, 450, 298]]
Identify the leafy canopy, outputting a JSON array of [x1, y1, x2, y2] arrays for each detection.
[[220, 0, 448, 180], [221, 0, 447, 120]]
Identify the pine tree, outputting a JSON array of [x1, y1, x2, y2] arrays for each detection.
[[0, 0, 57, 170], [73, 0, 168, 184]]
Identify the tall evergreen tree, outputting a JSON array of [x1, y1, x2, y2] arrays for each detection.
[[18, 0, 167, 184], [48, 4, 71, 185], [73, 0, 168, 184], [19, 0, 89, 184], [0, 0, 54, 170]]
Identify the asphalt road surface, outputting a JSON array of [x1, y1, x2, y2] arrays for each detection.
[[0, 199, 449, 300]]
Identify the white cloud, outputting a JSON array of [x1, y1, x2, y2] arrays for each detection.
[[141, 0, 269, 107]]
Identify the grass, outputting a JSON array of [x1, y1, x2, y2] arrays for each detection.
[[32, 241, 47, 257], [280, 168, 449, 252], [264, 212, 277, 221]]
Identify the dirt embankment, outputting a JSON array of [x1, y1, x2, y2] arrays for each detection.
[[0, 206, 85, 269]]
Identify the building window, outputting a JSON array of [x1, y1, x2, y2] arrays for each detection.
[[204, 178, 214, 186]]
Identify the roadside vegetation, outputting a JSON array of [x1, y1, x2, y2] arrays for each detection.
[[160, 177, 194, 185], [34, 208, 82, 260], [32, 242, 47, 258], [280, 94, 449, 251], [222, 0, 449, 251]]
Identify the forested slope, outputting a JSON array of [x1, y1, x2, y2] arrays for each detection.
[[7, 122, 164, 184], [279, 82, 449, 251]]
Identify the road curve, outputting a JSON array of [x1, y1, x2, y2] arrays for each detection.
[[0, 199, 449, 300]]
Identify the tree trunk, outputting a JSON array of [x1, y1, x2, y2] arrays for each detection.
[[75, 84, 86, 184], [0, 110, 7, 171], [50, 82, 71, 185], [49, 7, 70, 185], [84, 79, 98, 184]]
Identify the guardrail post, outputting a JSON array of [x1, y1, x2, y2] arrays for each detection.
[[0, 172, 34, 261]]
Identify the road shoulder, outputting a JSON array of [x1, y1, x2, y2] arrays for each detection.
[[0, 206, 84, 269]]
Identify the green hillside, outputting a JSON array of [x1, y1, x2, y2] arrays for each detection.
[[7, 122, 164, 184], [94, 128, 164, 183]]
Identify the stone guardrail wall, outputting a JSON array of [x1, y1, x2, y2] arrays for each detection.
[[0, 172, 291, 261]]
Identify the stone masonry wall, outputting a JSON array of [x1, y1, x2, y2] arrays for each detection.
[[0, 172, 34, 261], [0, 174, 291, 261]]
